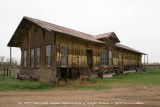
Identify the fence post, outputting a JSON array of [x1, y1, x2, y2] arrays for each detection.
[[7, 68, 8, 76], [4, 68, 5, 76], [14, 70, 15, 78]]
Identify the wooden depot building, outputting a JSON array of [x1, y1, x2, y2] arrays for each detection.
[[7, 17, 145, 82]]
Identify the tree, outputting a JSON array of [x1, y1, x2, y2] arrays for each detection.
[[12, 58, 20, 69], [0, 56, 5, 62], [0, 56, 20, 69]]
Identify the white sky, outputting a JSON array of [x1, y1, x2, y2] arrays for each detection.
[[0, 0, 160, 63]]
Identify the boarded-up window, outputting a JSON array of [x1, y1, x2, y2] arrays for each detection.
[[100, 50, 107, 66], [23, 50, 27, 67], [61, 46, 68, 67], [36, 48, 40, 67], [31, 49, 34, 67], [46, 45, 51, 67], [109, 51, 113, 65]]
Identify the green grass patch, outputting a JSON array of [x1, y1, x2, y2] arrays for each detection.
[[72, 69, 160, 90], [0, 69, 160, 91], [110, 69, 160, 86], [0, 71, 4, 75], [0, 76, 56, 91]]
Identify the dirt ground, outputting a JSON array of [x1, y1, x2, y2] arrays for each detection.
[[0, 86, 160, 107]]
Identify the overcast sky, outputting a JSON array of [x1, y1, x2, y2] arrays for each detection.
[[0, 0, 160, 63]]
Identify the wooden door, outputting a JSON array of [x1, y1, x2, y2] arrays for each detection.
[[118, 54, 123, 70], [87, 50, 93, 69]]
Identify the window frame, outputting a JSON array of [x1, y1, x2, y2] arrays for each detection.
[[36, 47, 40, 67], [100, 50, 107, 66], [46, 45, 51, 67], [118, 54, 122, 58], [23, 50, 27, 67], [109, 51, 113, 65], [61, 46, 68, 67], [31, 48, 34, 67]]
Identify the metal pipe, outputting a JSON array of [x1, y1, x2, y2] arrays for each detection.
[[10, 47, 12, 69], [144, 54, 145, 66], [147, 54, 148, 65]]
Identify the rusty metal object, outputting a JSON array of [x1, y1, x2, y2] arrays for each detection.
[[17, 74, 30, 80], [29, 75, 39, 81]]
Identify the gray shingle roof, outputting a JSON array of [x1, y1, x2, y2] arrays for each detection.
[[8, 16, 143, 54]]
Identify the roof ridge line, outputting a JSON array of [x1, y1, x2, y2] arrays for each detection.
[[24, 16, 93, 37]]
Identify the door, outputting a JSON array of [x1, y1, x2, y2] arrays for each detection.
[[118, 54, 123, 70], [87, 50, 93, 69]]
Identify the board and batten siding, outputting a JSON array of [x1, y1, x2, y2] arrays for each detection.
[[19, 23, 142, 81]]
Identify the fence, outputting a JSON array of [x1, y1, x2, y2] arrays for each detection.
[[0, 68, 20, 78], [145, 65, 160, 69]]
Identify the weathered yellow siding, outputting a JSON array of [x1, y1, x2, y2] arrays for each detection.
[[21, 25, 142, 72], [113, 48, 141, 70], [9, 17, 144, 82], [56, 33, 106, 68], [56, 33, 141, 70]]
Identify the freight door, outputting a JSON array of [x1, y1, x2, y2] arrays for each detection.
[[87, 50, 93, 69]]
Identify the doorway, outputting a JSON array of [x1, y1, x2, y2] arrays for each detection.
[[118, 54, 123, 71], [87, 50, 93, 69]]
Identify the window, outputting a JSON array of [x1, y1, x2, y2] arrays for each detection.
[[23, 50, 27, 67], [31, 49, 34, 67], [100, 50, 107, 66], [118, 54, 122, 58], [61, 46, 68, 67], [109, 51, 113, 65], [36, 48, 40, 67], [46, 45, 51, 67]]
